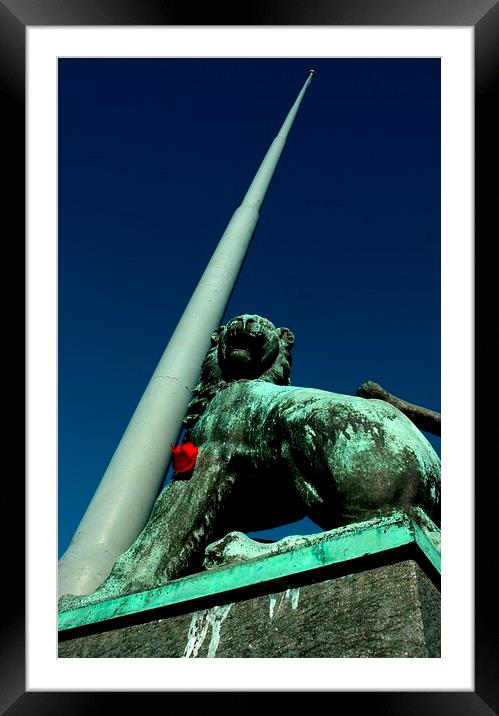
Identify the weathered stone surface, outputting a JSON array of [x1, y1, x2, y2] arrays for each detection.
[[59, 559, 440, 658]]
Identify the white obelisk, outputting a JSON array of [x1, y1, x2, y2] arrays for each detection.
[[58, 70, 315, 598]]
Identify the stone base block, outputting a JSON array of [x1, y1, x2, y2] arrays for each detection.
[[58, 558, 440, 658]]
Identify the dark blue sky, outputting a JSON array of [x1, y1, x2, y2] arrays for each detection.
[[58, 58, 440, 557]]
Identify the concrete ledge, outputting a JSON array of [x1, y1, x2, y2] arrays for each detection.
[[59, 509, 440, 633], [58, 558, 440, 658]]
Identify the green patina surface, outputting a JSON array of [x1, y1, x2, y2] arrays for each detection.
[[58, 510, 440, 633], [410, 506, 441, 573], [59, 315, 440, 609]]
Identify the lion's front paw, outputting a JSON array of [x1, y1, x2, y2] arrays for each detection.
[[203, 531, 276, 568]]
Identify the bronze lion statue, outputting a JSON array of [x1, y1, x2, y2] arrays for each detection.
[[60, 313, 440, 607]]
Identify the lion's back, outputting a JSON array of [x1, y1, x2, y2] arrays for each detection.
[[192, 379, 440, 524], [275, 388, 440, 522]]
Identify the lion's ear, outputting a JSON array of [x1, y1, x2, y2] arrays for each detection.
[[210, 325, 225, 346], [278, 327, 295, 350]]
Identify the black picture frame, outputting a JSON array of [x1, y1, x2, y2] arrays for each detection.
[[6, 0, 494, 713]]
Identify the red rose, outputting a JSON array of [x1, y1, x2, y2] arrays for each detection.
[[171, 441, 198, 473]]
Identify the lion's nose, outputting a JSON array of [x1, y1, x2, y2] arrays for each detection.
[[228, 319, 244, 332], [228, 316, 257, 334]]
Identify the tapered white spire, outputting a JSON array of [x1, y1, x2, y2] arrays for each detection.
[[58, 71, 315, 598]]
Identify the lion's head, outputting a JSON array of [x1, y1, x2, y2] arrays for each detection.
[[183, 314, 295, 433]]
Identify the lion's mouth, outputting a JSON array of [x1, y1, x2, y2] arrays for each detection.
[[228, 348, 252, 365], [222, 327, 269, 374], [225, 326, 265, 357]]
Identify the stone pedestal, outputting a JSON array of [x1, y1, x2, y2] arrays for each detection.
[[58, 558, 440, 658]]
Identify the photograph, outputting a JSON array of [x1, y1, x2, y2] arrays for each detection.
[[56, 56, 442, 661], [6, 2, 490, 709]]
